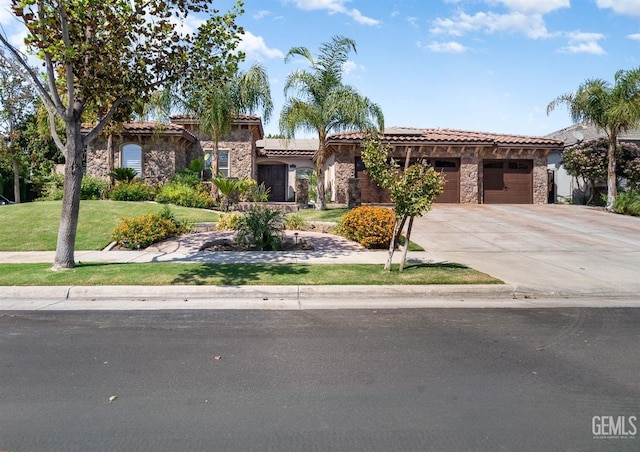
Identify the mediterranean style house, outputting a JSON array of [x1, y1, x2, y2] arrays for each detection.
[[85, 115, 563, 205]]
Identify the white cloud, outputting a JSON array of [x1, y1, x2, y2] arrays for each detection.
[[431, 11, 549, 39], [558, 32, 607, 55], [407, 16, 419, 28], [596, 0, 640, 16], [628, 33, 640, 41], [421, 41, 468, 53], [342, 60, 364, 76], [489, 0, 570, 14], [0, 0, 15, 25], [253, 10, 271, 20], [288, 0, 380, 26], [238, 31, 285, 61]]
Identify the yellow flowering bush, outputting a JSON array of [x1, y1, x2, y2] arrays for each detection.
[[337, 205, 394, 249], [111, 207, 190, 249]]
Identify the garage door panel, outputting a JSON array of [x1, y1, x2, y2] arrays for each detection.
[[357, 157, 460, 204], [483, 160, 532, 204]]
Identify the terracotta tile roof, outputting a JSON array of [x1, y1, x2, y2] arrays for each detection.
[[256, 138, 318, 158], [327, 127, 563, 148], [82, 121, 197, 142], [169, 113, 261, 123]]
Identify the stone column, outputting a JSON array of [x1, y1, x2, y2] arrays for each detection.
[[296, 178, 309, 208], [348, 178, 361, 208]]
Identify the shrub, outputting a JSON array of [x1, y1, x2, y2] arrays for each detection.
[[156, 181, 214, 209], [81, 176, 109, 200], [236, 177, 257, 202], [108, 167, 138, 183], [216, 212, 242, 231], [614, 190, 640, 216], [111, 206, 190, 249], [34, 173, 108, 201], [285, 213, 307, 230], [249, 182, 271, 203], [172, 170, 201, 187], [337, 206, 395, 249], [235, 207, 285, 251], [110, 180, 157, 201], [34, 172, 64, 201]]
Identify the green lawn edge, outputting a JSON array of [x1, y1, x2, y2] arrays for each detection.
[[0, 263, 503, 286]]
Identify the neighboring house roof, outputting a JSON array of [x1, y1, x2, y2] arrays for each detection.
[[327, 127, 563, 148], [82, 121, 197, 142], [256, 138, 318, 158], [545, 122, 640, 147]]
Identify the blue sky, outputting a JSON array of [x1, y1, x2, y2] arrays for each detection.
[[231, 0, 640, 138], [2, 0, 640, 139]]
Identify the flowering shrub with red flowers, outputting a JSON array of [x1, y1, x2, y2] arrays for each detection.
[[337, 205, 395, 249]]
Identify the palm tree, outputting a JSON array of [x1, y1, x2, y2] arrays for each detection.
[[547, 68, 640, 210], [279, 35, 384, 210], [186, 64, 273, 176]]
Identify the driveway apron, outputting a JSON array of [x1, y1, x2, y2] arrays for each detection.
[[410, 204, 640, 297]]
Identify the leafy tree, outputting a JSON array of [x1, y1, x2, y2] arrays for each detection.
[[361, 134, 444, 271], [0, 64, 37, 203], [0, 0, 245, 269], [547, 68, 640, 211], [280, 35, 384, 210], [562, 137, 640, 203]]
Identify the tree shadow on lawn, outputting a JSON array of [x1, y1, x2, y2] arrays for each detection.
[[171, 263, 310, 286], [402, 262, 471, 270]]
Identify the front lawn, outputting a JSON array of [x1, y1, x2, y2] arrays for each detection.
[[0, 200, 221, 251]]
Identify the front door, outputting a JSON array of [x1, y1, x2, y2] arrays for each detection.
[[258, 164, 287, 202]]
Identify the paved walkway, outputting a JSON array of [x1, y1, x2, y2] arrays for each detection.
[[2, 205, 640, 309]]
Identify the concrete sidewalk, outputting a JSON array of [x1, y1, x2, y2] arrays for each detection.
[[2, 205, 640, 310]]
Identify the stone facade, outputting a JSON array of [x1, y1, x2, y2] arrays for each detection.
[[328, 142, 552, 204], [86, 132, 197, 185]]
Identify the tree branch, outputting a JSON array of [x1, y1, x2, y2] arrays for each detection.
[[82, 95, 132, 145]]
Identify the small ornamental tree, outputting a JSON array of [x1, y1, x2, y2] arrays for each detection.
[[562, 137, 640, 203], [361, 134, 444, 271], [0, 0, 245, 269]]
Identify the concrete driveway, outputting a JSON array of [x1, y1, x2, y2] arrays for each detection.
[[410, 204, 640, 297]]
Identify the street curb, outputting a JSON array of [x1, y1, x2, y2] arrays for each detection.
[[0, 284, 516, 301]]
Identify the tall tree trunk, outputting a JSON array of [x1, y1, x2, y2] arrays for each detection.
[[12, 156, 20, 204], [605, 138, 617, 211], [106, 133, 114, 188], [53, 122, 84, 270], [399, 216, 414, 272], [316, 162, 326, 210]]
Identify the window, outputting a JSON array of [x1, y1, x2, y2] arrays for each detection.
[[218, 150, 230, 177], [122, 144, 142, 177], [296, 168, 314, 180], [483, 161, 504, 169]]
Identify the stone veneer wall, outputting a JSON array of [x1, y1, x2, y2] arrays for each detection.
[[331, 144, 549, 204], [219, 128, 255, 180], [86, 135, 197, 185]]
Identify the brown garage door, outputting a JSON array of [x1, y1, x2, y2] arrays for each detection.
[[356, 158, 460, 204], [483, 160, 532, 204]]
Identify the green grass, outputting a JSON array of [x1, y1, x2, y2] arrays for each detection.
[[0, 262, 502, 286], [0, 200, 220, 251], [292, 207, 350, 222]]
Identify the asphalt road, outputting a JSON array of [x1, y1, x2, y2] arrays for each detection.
[[1, 308, 639, 451]]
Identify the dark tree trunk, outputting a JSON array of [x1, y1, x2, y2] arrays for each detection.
[[12, 156, 20, 204], [53, 121, 84, 270]]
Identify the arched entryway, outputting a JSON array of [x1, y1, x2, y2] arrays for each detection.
[[257, 164, 287, 202]]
